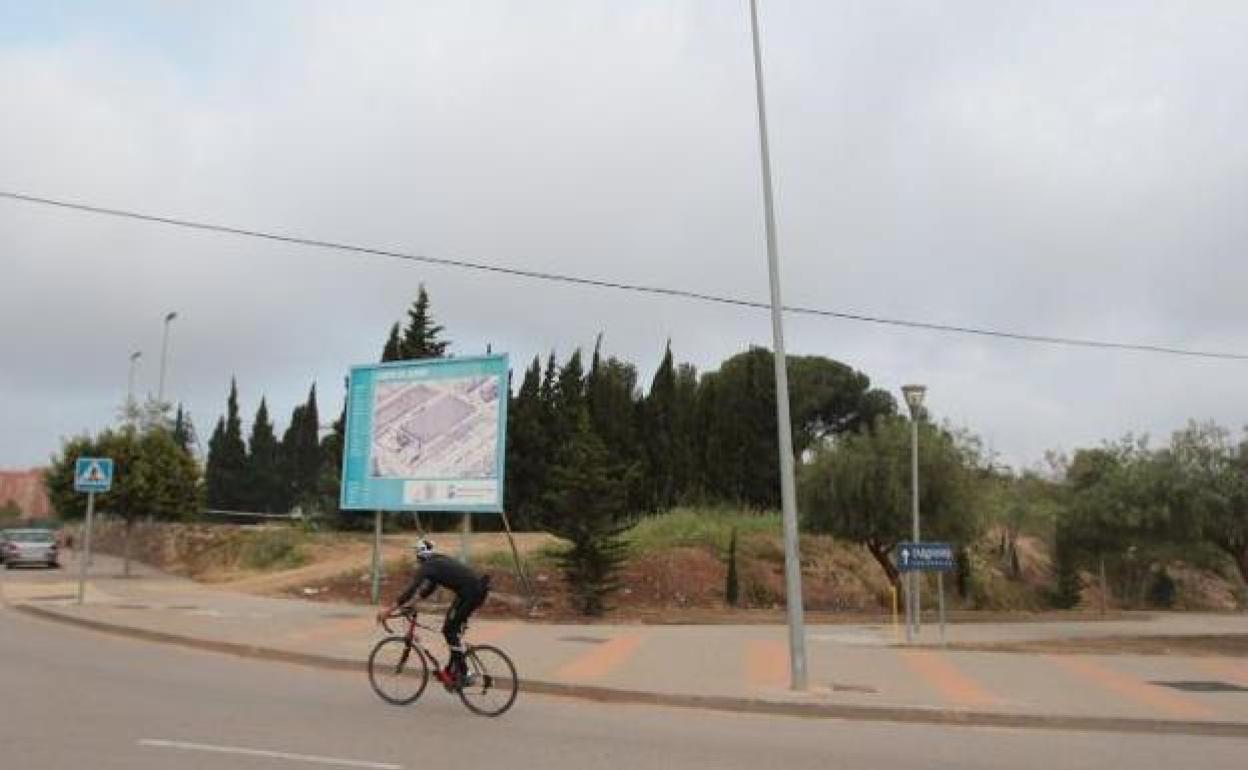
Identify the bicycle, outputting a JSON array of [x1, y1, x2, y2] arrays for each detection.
[[368, 607, 519, 717]]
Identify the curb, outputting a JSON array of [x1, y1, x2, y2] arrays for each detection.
[[13, 603, 1248, 739]]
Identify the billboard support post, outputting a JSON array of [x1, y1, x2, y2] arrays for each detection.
[[371, 511, 382, 606], [499, 510, 536, 610]]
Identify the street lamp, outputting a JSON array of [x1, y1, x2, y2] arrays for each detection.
[[157, 311, 178, 405], [901, 384, 926, 640], [126, 351, 143, 425], [749, 0, 807, 690]]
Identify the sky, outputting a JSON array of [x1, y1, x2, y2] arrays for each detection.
[[2, 0, 1247, 472]]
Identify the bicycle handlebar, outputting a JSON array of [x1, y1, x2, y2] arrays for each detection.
[[380, 607, 413, 635]]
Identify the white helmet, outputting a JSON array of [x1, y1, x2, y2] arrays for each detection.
[[412, 539, 436, 561]]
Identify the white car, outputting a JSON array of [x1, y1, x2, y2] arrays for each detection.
[[1, 529, 60, 569]]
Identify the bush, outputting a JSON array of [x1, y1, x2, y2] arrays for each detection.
[[626, 507, 779, 553], [1149, 567, 1177, 608], [239, 528, 308, 571]]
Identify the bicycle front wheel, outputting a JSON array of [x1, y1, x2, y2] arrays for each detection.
[[457, 644, 519, 717], [368, 637, 429, 705]]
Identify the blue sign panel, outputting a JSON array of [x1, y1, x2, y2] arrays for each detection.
[[896, 542, 955, 573], [340, 355, 509, 513], [74, 457, 114, 493]]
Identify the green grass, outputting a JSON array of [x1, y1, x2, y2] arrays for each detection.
[[624, 507, 781, 554], [239, 528, 309, 571], [475, 546, 561, 575]]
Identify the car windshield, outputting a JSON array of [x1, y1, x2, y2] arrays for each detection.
[[5, 531, 54, 543]]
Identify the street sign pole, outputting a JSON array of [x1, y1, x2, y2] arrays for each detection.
[[938, 572, 946, 646], [911, 415, 921, 636], [76, 491, 96, 605]]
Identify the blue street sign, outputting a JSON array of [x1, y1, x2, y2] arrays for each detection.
[[74, 457, 114, 494], [896, 542, 955, 573]]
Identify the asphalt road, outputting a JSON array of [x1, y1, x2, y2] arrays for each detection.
[[1, 609, 1244, 770]]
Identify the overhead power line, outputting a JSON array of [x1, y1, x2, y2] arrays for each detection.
[[3, 189, 1246, 362]]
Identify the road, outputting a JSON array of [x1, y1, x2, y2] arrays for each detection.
[[1, 594, 1244, 770]]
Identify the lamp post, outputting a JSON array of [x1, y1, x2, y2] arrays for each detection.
[[748, 0, 807, 689], [126, 351, 142, 425], [157, 312, 178, 406], [901, 384, 926, 640]]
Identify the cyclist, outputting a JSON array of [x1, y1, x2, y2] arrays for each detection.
[[376, 539, 490, 686]]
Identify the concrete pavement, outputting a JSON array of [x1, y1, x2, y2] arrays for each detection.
[[4, 552, 1247, 736], [6, 602, 1246, 770]]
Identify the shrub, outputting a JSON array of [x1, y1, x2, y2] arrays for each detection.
[[239, 528, 308, 571]]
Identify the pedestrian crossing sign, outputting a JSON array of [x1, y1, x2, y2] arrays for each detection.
[[74, 457, 114, 493]]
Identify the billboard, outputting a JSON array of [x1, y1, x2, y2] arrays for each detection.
[[340, 354, 508, 512]]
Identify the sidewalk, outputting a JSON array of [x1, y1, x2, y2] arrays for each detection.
[[5, 553, 1247, 735]]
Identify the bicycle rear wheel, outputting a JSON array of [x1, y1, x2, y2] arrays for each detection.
[[368, 637, 429, 705], [457, 644, 519, 717]]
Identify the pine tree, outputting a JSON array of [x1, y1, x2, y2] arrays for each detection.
[[244, 397, 281, 512], [544, 407, 630, 616], [381, 323, 403, 362], [400, 284, 449, 359]]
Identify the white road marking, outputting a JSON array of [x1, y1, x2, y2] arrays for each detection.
[[138, 739, 403, 769]]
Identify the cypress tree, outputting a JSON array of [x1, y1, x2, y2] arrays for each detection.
[[278, 404, 305, 513], [643, 342, 678, 510], [205, 417, 228, 508], [726, 527, 740, 607], [244, 397, 281, 512], [172, 403, 197, 456], [280, 384, 323, 511], [505, 357, 547, 530], [672, 362, 700, 501], [381, 323, 403, 362], [400, 284, 449, 359], [206, 379, 249, 510], [298, 384, 322, 499], [586, 336, 645, 509]]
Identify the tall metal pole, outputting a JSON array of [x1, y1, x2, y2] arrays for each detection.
[[911, 414, 921, 634], [76, 492, 96, 605], [157, 311, 177, 405], [749, 0, 807, 691]]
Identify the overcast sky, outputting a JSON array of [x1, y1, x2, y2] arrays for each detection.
[[2, 1, 1247, 472]]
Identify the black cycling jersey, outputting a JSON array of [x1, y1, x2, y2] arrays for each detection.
[[395, 554, 484, 605]]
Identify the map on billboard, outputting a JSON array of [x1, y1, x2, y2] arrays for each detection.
[[340, 355, 508, 513]]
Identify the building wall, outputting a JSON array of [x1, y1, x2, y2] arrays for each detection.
[[0, 469, 53, 520]]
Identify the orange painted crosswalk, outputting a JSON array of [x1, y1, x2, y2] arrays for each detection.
[[555, 633, 645, 682], [745, 639, 788, 689], [1046, 655, 1217, 720], [899, 649, 998, 707]]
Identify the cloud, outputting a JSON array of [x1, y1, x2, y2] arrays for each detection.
[[2, 0, 1247, 470]]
